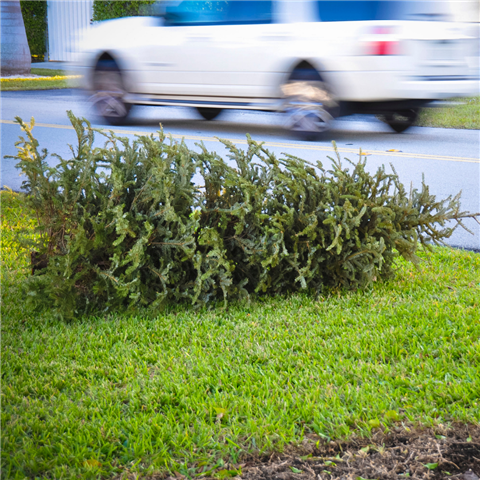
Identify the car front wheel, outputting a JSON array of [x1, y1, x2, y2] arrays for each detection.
[[282, 79, 338, 141], [377, 109, 419, 133], [91, 62, 131, 126]]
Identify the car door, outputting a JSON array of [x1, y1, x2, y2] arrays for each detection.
[[130, 13, 212, 96], [130, 2, 229, 97], [194, 1, 292, 100], [198, 31, 293, 99]]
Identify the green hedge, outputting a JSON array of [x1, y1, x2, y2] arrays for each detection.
[[92, 1, 156, 21], [20, 0, 47, 62], [92, 1, 233, 21], [8, 112, 479, 318]]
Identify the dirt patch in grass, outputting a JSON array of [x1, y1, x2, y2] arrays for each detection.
[[234, 425, 479, 480]]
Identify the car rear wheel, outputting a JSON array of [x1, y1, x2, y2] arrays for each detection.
[[91, 60, 131, 126], [377, 109, 419, 133], [282, 77, 338, 141], [197, 107, 223, 121]]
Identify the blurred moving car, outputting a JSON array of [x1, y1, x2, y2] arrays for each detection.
[[76, 0, 479, 138]]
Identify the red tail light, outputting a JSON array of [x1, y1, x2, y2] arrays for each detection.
[[365, 27, 400, 55], [366, 40, 400, 55]]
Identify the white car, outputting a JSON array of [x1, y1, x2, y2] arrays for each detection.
[[77, 0, 478, 138]]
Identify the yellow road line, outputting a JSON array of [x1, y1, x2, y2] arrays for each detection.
[[1, 119, 478, 164]]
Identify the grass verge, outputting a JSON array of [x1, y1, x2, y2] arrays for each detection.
[[1, 190, 479, 480], [417, 96, 480, 129], [0, 68, 82, 91]]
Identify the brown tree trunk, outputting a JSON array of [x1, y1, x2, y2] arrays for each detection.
[[1, 0, 31, 76]]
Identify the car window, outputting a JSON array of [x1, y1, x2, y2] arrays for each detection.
[[316, 1, 449, 22], [227, 1, 273, 24], [164, 1, 273, 26], [164, 1, 226, 25]]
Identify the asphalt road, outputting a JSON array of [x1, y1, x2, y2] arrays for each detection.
[[1, 88, 479, 251]]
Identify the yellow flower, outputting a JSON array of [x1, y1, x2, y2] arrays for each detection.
[[0, 75, 82, 83]]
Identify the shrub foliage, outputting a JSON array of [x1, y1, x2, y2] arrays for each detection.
[[92, 0, 226, 20], [20, 0, 47, 62], [92, 1, 156, 21], [8, 112, 478, 317]]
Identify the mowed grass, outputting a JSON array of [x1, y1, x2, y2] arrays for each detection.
[[0, 68, 81, 91], [1, 190, 479, 480], [417, 96, 480, 129]]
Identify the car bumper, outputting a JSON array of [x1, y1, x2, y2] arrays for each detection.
[[331, 70, 480, 101]]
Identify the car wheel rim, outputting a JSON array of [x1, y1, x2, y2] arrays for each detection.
[[377, 109, 419, 133], [91, 70, 128, 119], [91, 93, 129, 118], [389, 110, 416, 124], [283, 80, 337, 134], [286, 105, 334, 133]]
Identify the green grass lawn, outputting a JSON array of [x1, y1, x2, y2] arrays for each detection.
[[0, 68, 81, 91], [1, 190, 479, 479], [416, 96, 480, 129]]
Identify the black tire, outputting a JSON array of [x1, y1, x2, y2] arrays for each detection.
[[197, 107, 222, 121], [378, 109, 419, 133], [91, 60, 131, 126]]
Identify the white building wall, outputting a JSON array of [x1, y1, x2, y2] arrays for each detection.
[[47, 0, 93, 61]]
